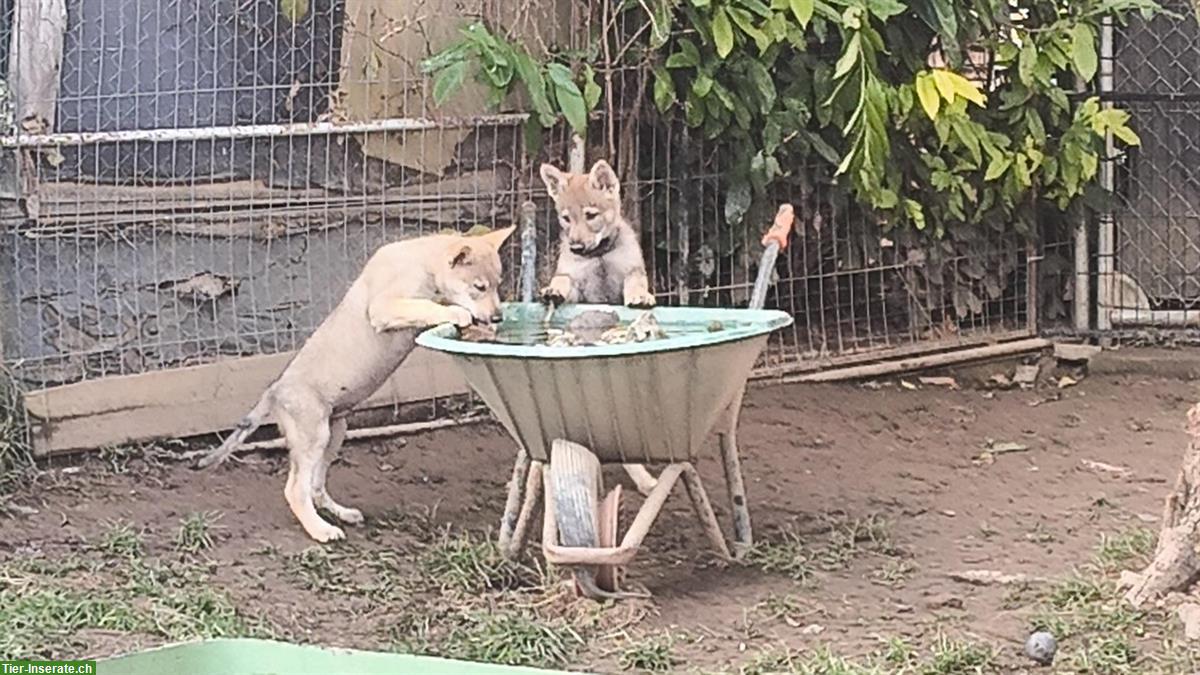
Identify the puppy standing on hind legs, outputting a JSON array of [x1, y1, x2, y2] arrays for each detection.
[[538, 158, 658, 495], [196, 227, 516, 543]]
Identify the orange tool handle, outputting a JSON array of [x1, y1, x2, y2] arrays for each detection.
[[761, 204, 795, 250]]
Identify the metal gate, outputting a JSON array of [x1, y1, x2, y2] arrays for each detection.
[[1098, 0, 1200, 330]]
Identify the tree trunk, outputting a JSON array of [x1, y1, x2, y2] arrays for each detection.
[[1125, 403, 1200, 607]]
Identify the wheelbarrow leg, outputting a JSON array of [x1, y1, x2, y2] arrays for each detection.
[[507, 461, 543, 559], [681, 463, 731, 561], [718, 389, 753, 560], [499, 449, 534, 559]]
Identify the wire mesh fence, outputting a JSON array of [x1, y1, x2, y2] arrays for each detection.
[[1097, 0, 1200, 336], [0, 0, 1038, 451]]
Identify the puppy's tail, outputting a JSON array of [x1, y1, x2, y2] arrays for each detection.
[[195, 390, 273, 469]]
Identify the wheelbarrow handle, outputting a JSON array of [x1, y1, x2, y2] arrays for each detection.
[[761, 203, 795, 251], [749, 204, 795, 311]]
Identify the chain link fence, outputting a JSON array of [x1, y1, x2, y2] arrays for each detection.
[[1097, 0, 1200, 335], [0, 0, 1037, 453]]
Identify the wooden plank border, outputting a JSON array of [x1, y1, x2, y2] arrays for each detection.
[[24, 347, 469, 456]]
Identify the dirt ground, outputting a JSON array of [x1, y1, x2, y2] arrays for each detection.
[[4, 350, 1200, 673]]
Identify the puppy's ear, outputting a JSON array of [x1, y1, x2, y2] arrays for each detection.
[[587, 160, 620, 200], [449, 244, 473, 268], [480, 225, 517, 249], [540, 164, 567, 200]]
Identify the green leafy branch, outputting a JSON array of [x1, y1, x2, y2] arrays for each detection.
[[646, 0, 1153, 239], [420, 23, 601, 143]]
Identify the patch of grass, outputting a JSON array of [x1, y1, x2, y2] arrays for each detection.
[[1023, 560, 1173, 673], [618, 632, 677, 672], [738, 646, 801, 675], [871, 559, 915, 587], [0, 554, 267, 660], [921, 635, 997, 674], [745, 531, 814, 582], [434, 610, 583, 668], [98, 519, 144, 559], [418, 529, 540, 592], [1032, 575, 1145, 639], [175, 511, 222, 554], [747, 514, 899, 583], [755, 593, 811, 622], [796, 647, 884, 674], [0, 366, 33, 495], [286, 546, 351, 593], [737, 637, 999, 675], [1095, 528, 1155, 571], [1064, 635, 1137, 673]]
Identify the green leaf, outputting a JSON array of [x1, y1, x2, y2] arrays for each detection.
[[432, 60, 468, 106], [904, 199, 926, 230], [583, 65, 602, 111], [1018, 40, 1037, 86], [1071, 23, 1098, 82], [667, 40, 702, 68], [912, 0, 959, 59], [865, 0, 906, 21], [875, 188, 899, 209], [835, 140, 856, 175], [745, 60, 777, 114], [1080, 149, 1099, 181], [931, 69, 956, 104], [713, 8, 735, 58], [805, 131, 842, 166], [833, 32, 861, 80], [729, 8, 771, 52], [1025, 107, 1046, 144], [916, 73, 940, 120], [547, 63, 588, 135], [513, 52, 554, 125], [653, 67, 676, 112], [421, 43, 470, 74], [953, 120, 982, 166], [692, 72, 714, 98], [984, 154, 1011, 181], [789, 0, 814, 26], [1112, 125, 1141, 146], [648, 0, 674, 48]]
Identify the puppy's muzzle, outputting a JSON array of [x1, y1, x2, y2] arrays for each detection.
[[474, 311, 503, 326]]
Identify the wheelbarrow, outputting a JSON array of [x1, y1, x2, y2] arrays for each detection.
[[416, 205, 795, 598]]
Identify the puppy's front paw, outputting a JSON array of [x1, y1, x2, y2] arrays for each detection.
[[542, 276, 571, 306], [370, 314, 393, 334], [625, 292, 656, 309], [446, 305, 474, 328], [541, 286, 565, 306]]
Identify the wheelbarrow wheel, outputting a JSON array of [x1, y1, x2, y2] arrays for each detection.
[[549, 440, 621, 595]]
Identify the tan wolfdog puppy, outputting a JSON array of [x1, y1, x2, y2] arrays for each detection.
[[539, 159, 659, 495], [197, 227, 516, 542]]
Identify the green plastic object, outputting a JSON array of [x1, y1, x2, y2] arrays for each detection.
[[97, 638, 575, 675]]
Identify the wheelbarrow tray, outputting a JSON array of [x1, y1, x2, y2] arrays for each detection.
[[96, 637, 574, 674], [417, 303, 792, 465]]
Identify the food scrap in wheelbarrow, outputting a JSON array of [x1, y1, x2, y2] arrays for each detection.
[[546, 310, 666, 346], [458, 324, 499, 343], [458, 309, 672, 346]]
